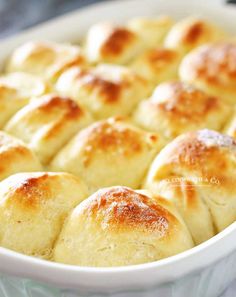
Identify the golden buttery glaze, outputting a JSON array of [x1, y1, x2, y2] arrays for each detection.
[[225, 111, 236, 138], [0, 172, 88, 259], [179, 42, 236, 105], [130, 47, 181, 87], [50, 117, 162, 194], [6, 41, 86, 82], [4, 94, 93, 165], [85, 22, 143, 64], [133, 81, 231, 143], [0, 72, 47, 128], [54, 186, 193, 267], [55, 64, 150, 119], [144, 129, 236, 244], [164, 16, 226, 54], [0, 131, 42, 181]]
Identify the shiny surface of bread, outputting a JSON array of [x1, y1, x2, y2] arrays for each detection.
[[54, 186, 193, 267], [0, 131, 42, 181], [130, 48, 181, 87], [144, 129, 236, 243], [85, 22, 142, 64], [50, 117, 162, 193], [4, 94, 93, 165], [179, 42, 236, 105], [0, 72, 47, 128], [0, 172, 88, 259], [56, 64, 150, 119], [127, 16, 173, 48], [225, 112, 236, 139], [6, 41, 86, 82], [133, 81, 231, 143], [165, 17, 226, 54]]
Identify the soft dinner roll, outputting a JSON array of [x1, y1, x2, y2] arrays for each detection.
[[85, 22, 143, 64], [127, 16, 174, 48], [131, 48, 181, 87], [0, 72, 47, 128], [6, 41, 86, 82], [4, 94, 93, 165], [179, 42, 236, 105], [55, 64, 150, 119], [0, 131, 42, 181], [133, 81, 231, 143], [144, 129, 236, 243], [54, 186, 193, 267], [50, 117, 162, 193], [0, 172, 88, 259], [165, 17, 226, 54]]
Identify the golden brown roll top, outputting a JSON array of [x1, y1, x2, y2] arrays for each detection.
[[54, 186, 193, 266], [144, 129, 236, 244], [0, 131, 42, 181], [127, 16, 173, 48], [0, 72, 47, 128], [133, 81, 231, 143], [4, 94, 93, 165], [130, 48, 181, 87], [0, 172, 88, 259], [55, 64, 150, 119], [6, 41, 86, 82], [50, 117, 162, 193], [85, 22, 143, 65], [165, 17, 226, 54], [179, 42, 236, 105]]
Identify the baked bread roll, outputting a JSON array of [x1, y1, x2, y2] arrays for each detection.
[[165, 17, 225, 54], [55, 64, 150, 119], [0, 131, 42, 181], [130, 48, 181, 87], [85, 22, 142, 64], [0, 72, 47, 128], [50, 117, 162, 193], [179, 42, 236, 105], [6, 41, 86, 82], [144, 129, 236, 243], [5, 94, 93, 165], [54, 186, 193, 267], [127, 16, 173, 48], [133, 81, 230, 143], [0, 172, 88, 259]]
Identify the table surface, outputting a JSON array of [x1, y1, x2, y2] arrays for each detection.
[[0, 0, 235, 296]]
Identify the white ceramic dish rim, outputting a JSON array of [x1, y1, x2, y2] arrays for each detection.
[[0, 0, 236, 292]]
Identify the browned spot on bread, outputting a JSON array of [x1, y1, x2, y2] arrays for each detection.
[[182, 22, 205, 44], [76, 69, 123, 103], [101, 28, 137, 57], [151, 82, 220, 122], [186, 43, 236, 88], [8, 173, 52, 209], [75, 118, 144, 166], [81, 186, 172, 234], [147, 48, 177, 67]]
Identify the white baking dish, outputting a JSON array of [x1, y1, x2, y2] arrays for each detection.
[[0, 0, 236, 296]]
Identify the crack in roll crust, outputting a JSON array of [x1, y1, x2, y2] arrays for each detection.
[[133, 81, 231, 142], [56, 64, 150, 119], [50, 117, 162, 193], [0, 172, 88, 259], [0, 131, 42, 181], [53, 186, 193, 266], [4, 94, 93, 165], [144, 129, 236, 243], [179, 42, 236, 104]]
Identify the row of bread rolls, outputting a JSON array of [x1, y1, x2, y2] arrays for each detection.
[[0, 128, 235, 266]]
